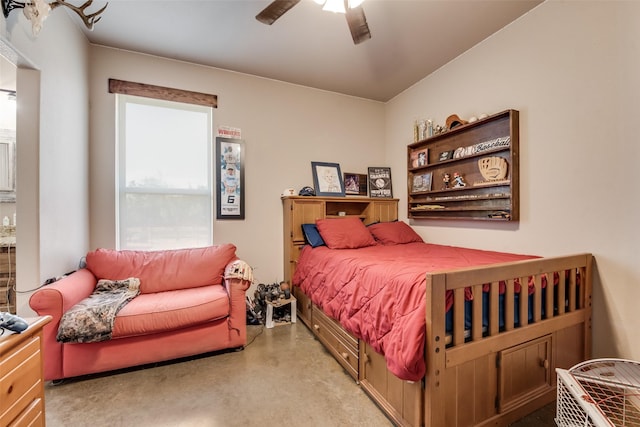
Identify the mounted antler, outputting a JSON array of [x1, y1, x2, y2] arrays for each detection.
[[49, 0, 107, 30]]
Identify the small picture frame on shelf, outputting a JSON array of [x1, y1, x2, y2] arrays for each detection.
[[311, 161, 345, 197], [368, 167, 393, 198], [438, 150, 454, 162], [412, 172, 432, 192], [344, 172, 368, 196], [409, 148, 429, 168]]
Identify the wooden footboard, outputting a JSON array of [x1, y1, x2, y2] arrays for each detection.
[[420, 253, 593, 427]]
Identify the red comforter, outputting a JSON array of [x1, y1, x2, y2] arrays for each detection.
[[292, 242, 537, 381]]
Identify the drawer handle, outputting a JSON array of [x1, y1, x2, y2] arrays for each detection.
[[313, 324, 320, 331], [540, 359, 549, 370], [363, 352, 370, 364], [7, 384, 13, 394], [341, 352, 349, 360]]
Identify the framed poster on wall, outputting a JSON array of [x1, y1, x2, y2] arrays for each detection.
[[216, 137, 245, 219]]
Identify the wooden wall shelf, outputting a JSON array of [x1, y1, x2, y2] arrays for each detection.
[[407, 109, 519, 221]]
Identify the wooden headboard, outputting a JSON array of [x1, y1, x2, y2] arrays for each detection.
[[281, 196, 398, 284]]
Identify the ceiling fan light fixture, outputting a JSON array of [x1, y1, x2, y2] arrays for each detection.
[[322, 0, 345, 14], [313, 0, 364, 14], [256, 0, 370, 45]]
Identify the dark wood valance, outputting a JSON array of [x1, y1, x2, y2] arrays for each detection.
[[108, 79, 217, 108]]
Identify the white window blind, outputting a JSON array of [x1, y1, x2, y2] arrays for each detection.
[[117, 95, 212, 250]]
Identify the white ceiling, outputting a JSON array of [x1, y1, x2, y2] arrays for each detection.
[[75, 0, 540, 101]]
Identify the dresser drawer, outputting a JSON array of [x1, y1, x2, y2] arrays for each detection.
[[1, 336, 39, 377], [1, 337, 42, 426], [311, 306, 359, 380]]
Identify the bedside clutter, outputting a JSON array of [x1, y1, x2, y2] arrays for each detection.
[[29, 245, 253, 381]]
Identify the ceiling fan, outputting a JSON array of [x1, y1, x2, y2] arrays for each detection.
[[256, 0, 372, 45]]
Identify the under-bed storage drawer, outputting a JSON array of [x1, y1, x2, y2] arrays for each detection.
[[293, 287, 312, 327], [311, 305, 359, 380]]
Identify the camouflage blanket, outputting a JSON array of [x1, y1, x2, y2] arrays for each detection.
[[56, 277, 141, 343]]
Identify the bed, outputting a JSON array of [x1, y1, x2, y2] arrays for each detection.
[[282, 196, 592, 427]]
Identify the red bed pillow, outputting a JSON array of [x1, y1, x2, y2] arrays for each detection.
[[368, 221, 424, 245], [315, 217, 377, 249]]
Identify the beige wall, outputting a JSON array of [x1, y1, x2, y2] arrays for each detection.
[[2, 9, 91, 314], [385, 0, 640, 360], [88, 46, 386, 287]]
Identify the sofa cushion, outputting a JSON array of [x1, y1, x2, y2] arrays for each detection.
[[85, 244, 237, 294], [111, 285, 230, 339]]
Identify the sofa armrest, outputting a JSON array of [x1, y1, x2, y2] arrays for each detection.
[[30, 268, 97, 319], [29, 268, 97, 380], [223, 260, 253, 345]]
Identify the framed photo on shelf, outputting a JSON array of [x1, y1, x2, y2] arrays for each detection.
[[438, 150, 454, 162], [311, 161, 345, 197], [409, 148, 429, 168], [344, 172, 368, 196], [368, 167, 393, 198], [216, 137, 245, 220], [412, 172, 432, 192]]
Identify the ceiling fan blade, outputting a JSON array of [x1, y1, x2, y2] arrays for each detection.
[[256, 0, 302, 25], [345, 5, 371, 45]]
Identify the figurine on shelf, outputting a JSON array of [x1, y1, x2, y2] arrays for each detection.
[[442, 173, 451, 189], [453, 172, 467, 188], [418, 120, 427, 140]]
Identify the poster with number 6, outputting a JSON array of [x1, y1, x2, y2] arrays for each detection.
[[216, 137, 245, 219]]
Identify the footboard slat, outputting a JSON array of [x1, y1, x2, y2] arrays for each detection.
[[472, 284, 483, 341], [453, 287, 465, 346], [489, 281, 499, 336], [519, 276, 528, 327], [569, 267, 577, 311], [533, 274, 542, 322], [545, 274, 554, 320], [504, 279, 515, 331], [557, 269, 566, 315]]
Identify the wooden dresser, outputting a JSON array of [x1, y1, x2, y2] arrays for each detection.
[[0, 316, 51, 427]]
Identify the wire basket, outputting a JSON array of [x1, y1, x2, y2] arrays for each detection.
[[556, 358, 640, 426]]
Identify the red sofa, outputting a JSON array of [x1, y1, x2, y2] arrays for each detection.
[[29, 244, 252, 381]]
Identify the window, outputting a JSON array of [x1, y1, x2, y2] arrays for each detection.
[[0, 128, 16, 200], [116, 95, 213, 250]]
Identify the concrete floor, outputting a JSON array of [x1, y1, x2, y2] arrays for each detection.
[[44, 323, 555, 426]]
